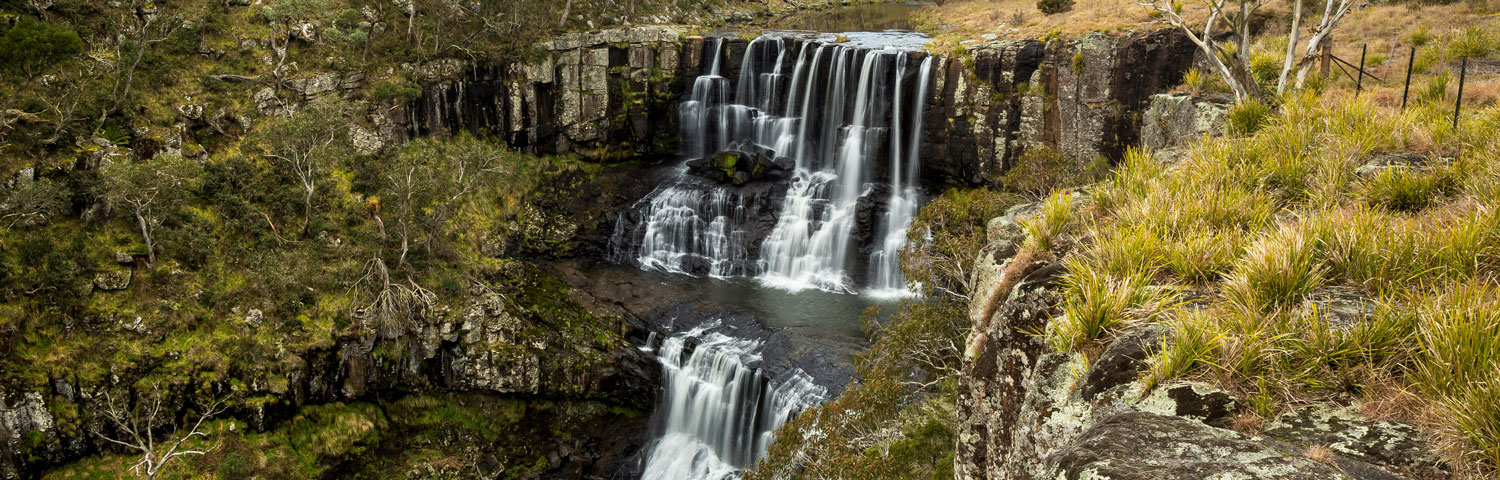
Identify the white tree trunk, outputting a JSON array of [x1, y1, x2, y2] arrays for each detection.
[[1277, 0, 1304, 95], [135, 208, 155, 265]]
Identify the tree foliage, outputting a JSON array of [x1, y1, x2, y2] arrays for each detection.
[[98, 154, 203, 264], [251, 101, 352, 238], [0, 16, 84, 79], [379, 133, 504, 266]]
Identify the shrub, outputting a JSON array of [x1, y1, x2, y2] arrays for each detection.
[[0, 177, 68, 229], [1002, 146, 1102, 198], [0, 17, 84, 78], [372, 80, 423, 103], [903, 188, 1023, 298], [1226, 100, 1274, 136], [1037, 0, 1074, 15]]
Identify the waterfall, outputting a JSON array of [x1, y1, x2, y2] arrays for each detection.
[[611, 32, 932, 295], [640, 322, 828, 480], [867, 54, 934, 296]]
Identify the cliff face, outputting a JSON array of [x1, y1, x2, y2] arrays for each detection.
[[921, 29, 1200, 186], [404, 26, 692, 161], [402, 28, 1200, 184]]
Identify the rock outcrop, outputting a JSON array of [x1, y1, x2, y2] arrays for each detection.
[[922, 29, 1200, 186], [955, 201, 1445, 480], [1140, 92, 1232, 150], [405, 26, 691, 160]]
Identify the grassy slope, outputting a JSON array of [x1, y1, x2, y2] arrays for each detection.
[[1042, 92, 1500, 476]]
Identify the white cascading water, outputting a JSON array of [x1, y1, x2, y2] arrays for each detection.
[[613, 32, 933, 295], [640, 322, 827, 480], [866, 52, 934, 296]]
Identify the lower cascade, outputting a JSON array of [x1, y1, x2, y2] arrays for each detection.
[[611, 31, 935, 295], [639, 323, 828, 479]]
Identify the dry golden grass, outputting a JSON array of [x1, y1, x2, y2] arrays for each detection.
[[913, 0, 1157, 51], [1304, 445, 1338, 464]]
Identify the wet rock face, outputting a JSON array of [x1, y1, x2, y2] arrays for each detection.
[[684, 148, 790, 185], [922, 29, 1200, 187]]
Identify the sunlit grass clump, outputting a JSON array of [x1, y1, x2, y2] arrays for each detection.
[[1041, 94, 1500, 474]]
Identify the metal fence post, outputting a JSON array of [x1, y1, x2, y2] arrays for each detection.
[[1355, 44, 1367, 97], [1401, 47, 1415, 111], [1454, 56, 1467, 129]]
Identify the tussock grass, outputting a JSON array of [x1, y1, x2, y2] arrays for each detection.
[[1222, 227, 1328, 312], [1412, 282, 1500, 471], [1046, 257, 1176, 352], [1020, 190, 1075, 252], [1355, 167, 1447, 212], [1050, 93, 1500, 473]]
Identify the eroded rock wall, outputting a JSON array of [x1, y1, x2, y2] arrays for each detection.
[[406, 26, 693, 160], [922, 29, 1200, 186]]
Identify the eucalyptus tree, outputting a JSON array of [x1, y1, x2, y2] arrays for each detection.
[[253, 101, 353, 239], [98, 154, 203, 265], [1138, 0, 1357, 101]]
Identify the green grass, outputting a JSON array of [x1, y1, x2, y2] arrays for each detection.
[[1221, 227, 1328, 313], [1226, 100, 1274, 136]]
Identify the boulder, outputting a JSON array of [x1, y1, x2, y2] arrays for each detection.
[[1264, 406, 1447, 479], [1141, 92, 1232, 151], [92, 268, 131, 292], [1355, 153, 1429, 177], [1046, 412, 1354, 479], [1080, 322, 1170, 402]]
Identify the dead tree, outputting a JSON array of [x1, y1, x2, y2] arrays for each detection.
[[95, 385, 228, 479]]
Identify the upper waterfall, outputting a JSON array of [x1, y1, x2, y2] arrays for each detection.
[[611, 31, 933, 296]]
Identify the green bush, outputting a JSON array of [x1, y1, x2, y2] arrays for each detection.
[[1249, 53, 1280, 88], [372, 80, 423, 103], [0, 16, 84, 78], [1037, 0, 1075, 15], [1001, 146, 1105, 197]]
